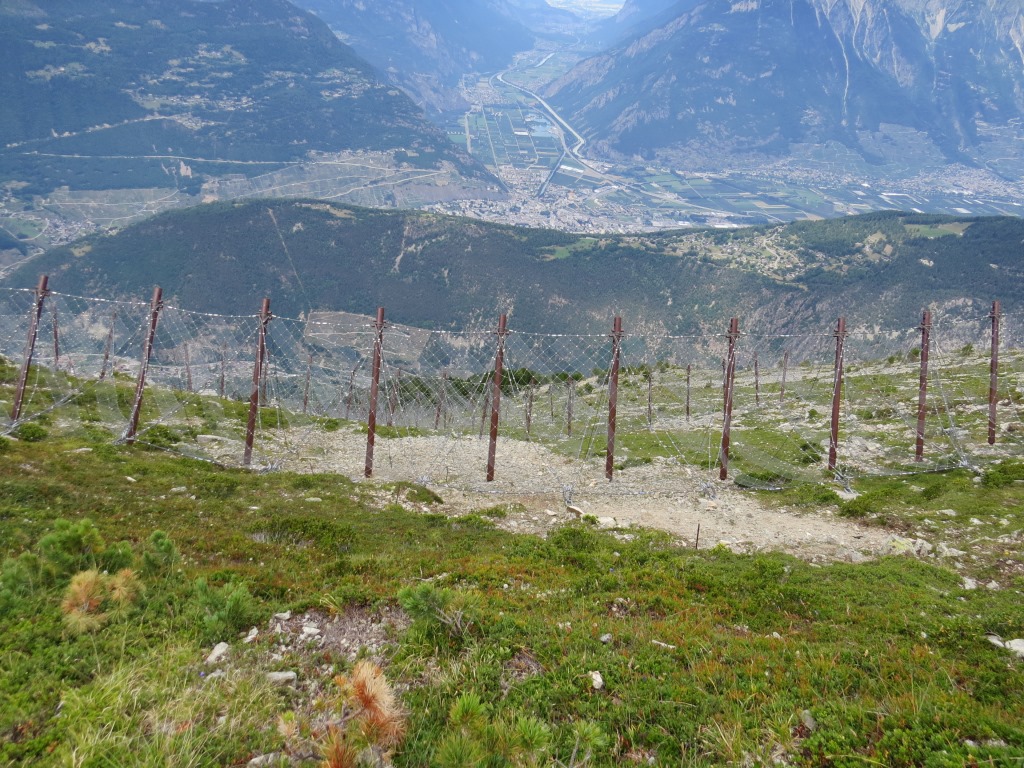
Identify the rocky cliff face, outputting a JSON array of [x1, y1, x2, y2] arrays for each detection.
[[546, 0, 1024, 167]]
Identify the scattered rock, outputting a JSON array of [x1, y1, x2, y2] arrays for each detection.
[[597, 516, 617, 529], [70, 447, 93, 454], [273, 611, 292, 621], [205, 642, 230, 664], [936, 509, 958, 517], [986, 581, 1000, 590], [882, 535, 932, 557], [125, 476, 136, 483], [962, 577, 978, 590], [247, 754, 285, 767], [566, 505, 583, 518], [840, 548, 868, 564], [301, 625, 321, 638], [266, 671, 297, 686], [936, 543, 966, 558], [304, 497, 322, 503], [1006, 639, 1024, 658], [243, 627, 259, 644], [800, 710, 817, 733], [986, 634, 1005, 649], [599, 633, 613, 644], [589, 670, 604, 690], [170, 486, 187, 494]]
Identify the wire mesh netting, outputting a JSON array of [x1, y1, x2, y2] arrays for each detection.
[[3, 287, 1023, 502]]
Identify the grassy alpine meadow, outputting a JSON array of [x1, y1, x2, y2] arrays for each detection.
[[1, 429, 1023, 766]]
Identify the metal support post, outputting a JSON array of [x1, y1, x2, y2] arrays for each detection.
[[10, 275, 50, 422], [243, 298, 272, 466], [989, 300, 1001, 445], [719, 317, 739, 480], [125, 286, 163, 444], [605, 317, 623, 481], [364, 308, 385, 477], [828, 317, 847, 472], [486, 314, 508, 482], [915, 310, 931, 462]]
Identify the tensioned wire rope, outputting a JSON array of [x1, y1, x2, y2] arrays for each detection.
[[6, 292, 1024, 483], [2, 291, 152, 437], [367, 325, 618, 500], [837, 320, 967, 478]]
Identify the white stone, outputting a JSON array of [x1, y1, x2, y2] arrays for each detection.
[[247, 753, 283, 767], [305, 497, 322, 503], [125, 476, 137, 483], [597, 516, 617, 528], [962, 577, 978, 590], [1005, 639, 1024, 658], [243, 627, 259, 644], [266, 671, 297, 686], [589, 670, 604, 690], [599, 633, 613, 644], [205, 642, 230, 665], [273, 611, 292, 621], [170, 486, 187, 493], [301, 625, 321, 637]]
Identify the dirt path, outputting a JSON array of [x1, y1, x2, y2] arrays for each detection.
[[277, 429, 892, 562]]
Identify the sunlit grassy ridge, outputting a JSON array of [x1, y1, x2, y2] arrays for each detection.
[[1, 424, 1023, 766]]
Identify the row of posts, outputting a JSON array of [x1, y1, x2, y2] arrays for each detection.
[[6, 278, 1008, 480]]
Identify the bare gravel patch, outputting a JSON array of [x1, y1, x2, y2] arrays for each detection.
[[282, 429, 893, 562]]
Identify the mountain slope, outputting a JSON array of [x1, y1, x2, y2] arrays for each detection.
[[13, 201, 1024, 339], [293, 0, 537, 112], [546, 0, 1024, 167], [0, 0, 485, 195]]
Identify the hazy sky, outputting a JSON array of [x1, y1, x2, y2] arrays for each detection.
[[544, 0, 625, 18]]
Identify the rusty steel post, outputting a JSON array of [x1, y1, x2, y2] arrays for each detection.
[[243, 298, 272, 466], [646, 369, 653, 429], [719, 317, 739, 480], [780, 349, 789, 403], [828, 317, 847, 472], [605, 317, 624, 481], [915, 310, 931, 462], [98, 309, 117, 382], [125, 286, 163, 444], [754, 352, 760, 406], [10, 275, 50, 422], [686, 363, 691, 422], [486, 314, 509, 482], [525, 377, 535, 435], [989, 300, 1000, 445], [184, 343, 192, 393], [302, 353, 312, 414], [434, 372, 448, 430], [364, 308, 385, 477], [219, 343, 227, 398], [566, 378, 575, 436]]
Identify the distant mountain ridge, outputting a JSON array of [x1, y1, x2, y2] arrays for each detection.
[[0, 0, 486, 195], [546, 0, 1024, 170], [13, 200, 1024, 341]]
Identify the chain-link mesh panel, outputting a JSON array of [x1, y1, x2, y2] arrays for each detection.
[[3, 289, 1024, 496]]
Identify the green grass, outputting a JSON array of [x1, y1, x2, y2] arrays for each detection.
[[1, 434, 1023, 766]]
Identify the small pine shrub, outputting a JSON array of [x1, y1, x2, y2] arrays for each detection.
[[12, 423, 47, 442], [141, 530, 179, 576], [193, 578, 261, 643]]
